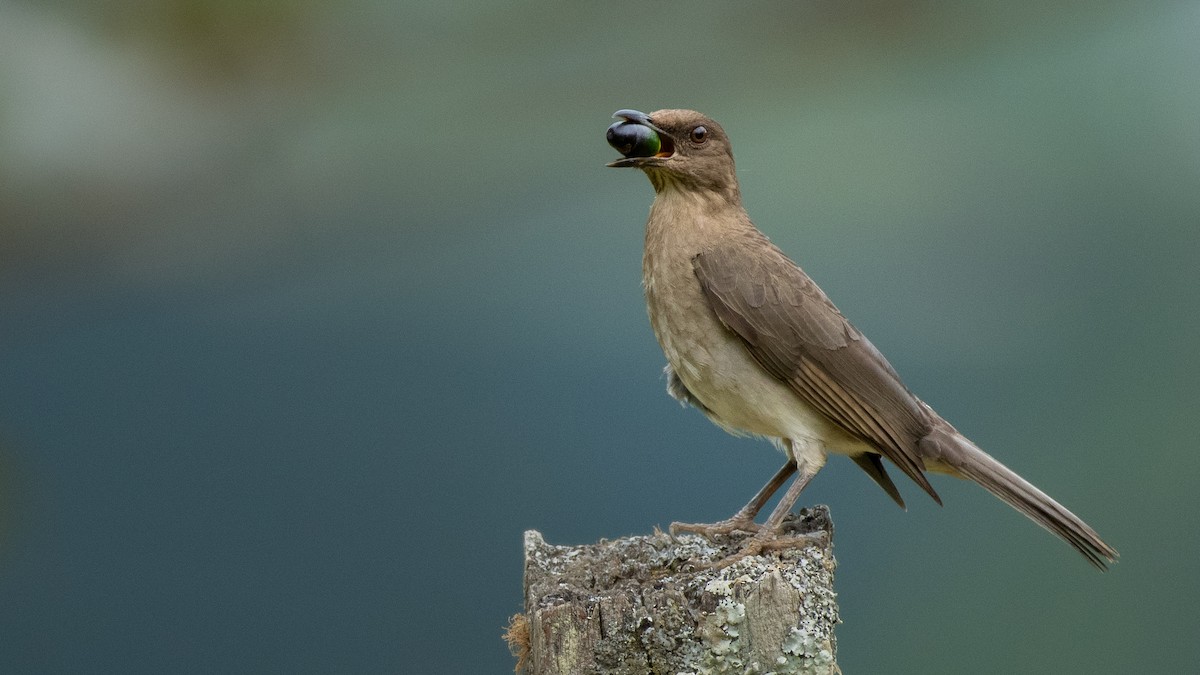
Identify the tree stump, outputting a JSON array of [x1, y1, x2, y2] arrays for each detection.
[[512, 506, 840, 675]]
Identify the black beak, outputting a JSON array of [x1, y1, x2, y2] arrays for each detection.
[[612, 109, 666, 135]]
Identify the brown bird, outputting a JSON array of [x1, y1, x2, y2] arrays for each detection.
[[606, 108, 1117, 569]]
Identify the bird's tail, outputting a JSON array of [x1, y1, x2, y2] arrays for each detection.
[[919, 424, 1118, 570]]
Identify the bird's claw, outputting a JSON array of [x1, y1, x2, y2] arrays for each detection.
[[669, 516, 828, 570], [707, 529, 827, 570], [669, 517, 761, 538]]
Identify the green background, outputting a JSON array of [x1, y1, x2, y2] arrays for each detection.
[[2, 1, 1197, 672]]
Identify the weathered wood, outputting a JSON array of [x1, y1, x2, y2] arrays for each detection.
[[514, 506, 840, 675]]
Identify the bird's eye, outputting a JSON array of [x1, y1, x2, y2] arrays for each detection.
[[690, 126, 708, 143]]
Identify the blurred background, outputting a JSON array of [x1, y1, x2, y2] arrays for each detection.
[[1, 0, 1197, 672]]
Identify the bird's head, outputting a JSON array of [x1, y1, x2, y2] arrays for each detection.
[[606, 109, 738, 200]]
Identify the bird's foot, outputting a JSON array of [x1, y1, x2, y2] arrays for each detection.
[[669, 516, 761, 538], [707, 527, 828, 571]]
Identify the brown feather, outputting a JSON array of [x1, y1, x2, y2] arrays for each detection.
[[693, 237, 941, 504], [920, 424, 1118, 569], [851, 453, 907, 509]]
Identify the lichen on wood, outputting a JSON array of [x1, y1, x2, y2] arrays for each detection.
[[514, 506, 840, 675]]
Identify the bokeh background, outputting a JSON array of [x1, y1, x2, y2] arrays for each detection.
[[2, 1, 1197, 672]]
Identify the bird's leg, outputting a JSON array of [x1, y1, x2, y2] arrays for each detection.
[[711, 456, 826, 569], [670, 462, 796, 537]]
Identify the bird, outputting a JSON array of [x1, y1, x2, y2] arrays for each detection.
[[605, 108, 1117, 570]]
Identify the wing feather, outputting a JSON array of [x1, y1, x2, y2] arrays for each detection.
[[693, 236, 941, 503]]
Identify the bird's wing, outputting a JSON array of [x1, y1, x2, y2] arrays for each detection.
[[693, 237, 941, 503]]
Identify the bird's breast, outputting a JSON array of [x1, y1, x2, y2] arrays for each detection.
[[639, 188, 867, 452], [641, 192, 818, 440], [641, 190, 732, 395]]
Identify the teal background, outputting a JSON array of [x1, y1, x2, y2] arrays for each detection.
[[2, 1, 1197, 672]]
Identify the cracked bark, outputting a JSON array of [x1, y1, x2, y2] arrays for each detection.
[[513, 507, 840, 675]]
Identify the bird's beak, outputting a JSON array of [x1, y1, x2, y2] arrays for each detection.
[[606, 109, 675, 168], [612, 109, 665, 134]]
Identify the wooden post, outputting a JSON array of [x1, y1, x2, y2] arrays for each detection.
[[509, 506, 840, 674]]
